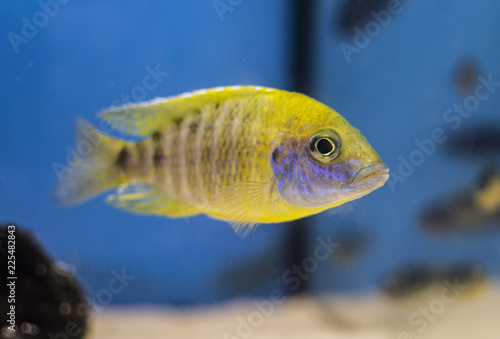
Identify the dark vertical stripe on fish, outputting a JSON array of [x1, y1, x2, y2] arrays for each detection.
[[178, 114, 192, 200], [185, 114, 202, 202], [152, 131, 163, 167], [211, 102, 228, 195], [218, 104, 237, 187], [229, 102, 243, 184], [163, 125, 174, 196], [200, 112, 213, 198], [169, 124, 182, 197], [194, 107, 208, 204], [116, 146, 130, 170]]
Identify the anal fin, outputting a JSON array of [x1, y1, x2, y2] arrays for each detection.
[[106, 182, 200, 217]]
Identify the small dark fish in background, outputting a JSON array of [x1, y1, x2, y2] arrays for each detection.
[[331, 229, 368, 268], [382, 263, 485, 298], [336, 0, 393, 35], [419, 167, 500, 233], [382, 265, 434, 298], [453, 58, 480, 94], [446, 125, 500, 159], [0, 224, 89, 339], [216, 248, 283, 298]]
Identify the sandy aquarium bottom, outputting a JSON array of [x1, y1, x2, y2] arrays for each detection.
[[87, 282, 500, 339]]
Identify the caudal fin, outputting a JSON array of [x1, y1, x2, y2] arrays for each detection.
[[52, 119, 127, 207]]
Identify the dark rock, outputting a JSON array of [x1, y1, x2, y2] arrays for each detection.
[[0, 224, 89, 339]]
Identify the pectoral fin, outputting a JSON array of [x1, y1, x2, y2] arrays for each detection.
[[210, 181, 269, 236]]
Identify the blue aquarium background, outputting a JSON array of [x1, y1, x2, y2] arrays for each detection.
[[1, 0, 500, 309]]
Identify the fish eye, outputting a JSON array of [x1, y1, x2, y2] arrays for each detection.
[[309, 129, 341, 162], [316, 138, 335, 155]]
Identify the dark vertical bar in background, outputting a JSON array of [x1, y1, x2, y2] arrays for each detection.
[[290, 0, 314, 93], [284, 0, 315, 295]]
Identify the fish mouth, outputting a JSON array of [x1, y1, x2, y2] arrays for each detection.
[[352, 163, 390, 184]]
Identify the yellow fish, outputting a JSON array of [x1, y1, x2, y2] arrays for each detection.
[[53, 86, 389, 234]]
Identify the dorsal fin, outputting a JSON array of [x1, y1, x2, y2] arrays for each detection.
[[98, 86, 277, 136]]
